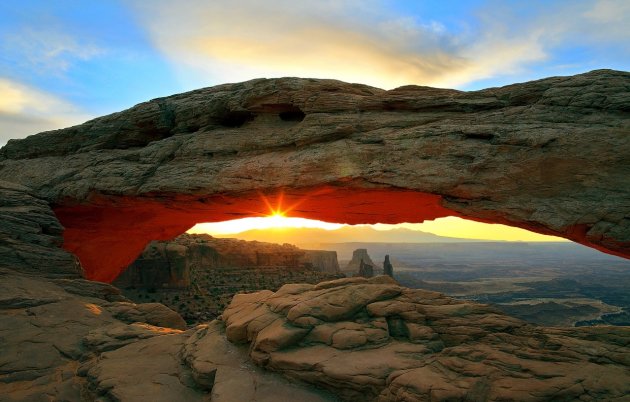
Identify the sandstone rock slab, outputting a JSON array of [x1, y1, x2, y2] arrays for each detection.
[[220, 276, 630, 401]]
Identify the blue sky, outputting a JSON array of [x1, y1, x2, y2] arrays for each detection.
[[1, 0, 628, 146]]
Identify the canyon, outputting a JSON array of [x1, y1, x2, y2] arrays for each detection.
[[0, 70, 629, 401], [114, 234, 342, 323], [115, 233, 339, 289]]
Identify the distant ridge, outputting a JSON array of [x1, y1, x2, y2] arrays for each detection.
[[214, 225, 488, 245]]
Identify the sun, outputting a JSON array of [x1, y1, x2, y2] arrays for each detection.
[[187, 192, 344, 234], [266, 210, 289, 226], [188, 215, 344, 235], [268, 208, 286, 219]]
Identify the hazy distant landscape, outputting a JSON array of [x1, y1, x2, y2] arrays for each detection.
[[213, 226, 630, 327], [294, 241, 630, 327], [216, 225, 500, 245]]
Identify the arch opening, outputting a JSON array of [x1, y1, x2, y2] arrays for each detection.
[[95, 192, 630, 328], [53, 186, 628, 283]]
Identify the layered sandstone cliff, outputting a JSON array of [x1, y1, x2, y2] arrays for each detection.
[[114, 233, 340, 290], [112, 233, 341, 324], [0, 181, 82, 279]]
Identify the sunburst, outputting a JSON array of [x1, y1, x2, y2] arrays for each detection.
[[189, 191, 343, 234]]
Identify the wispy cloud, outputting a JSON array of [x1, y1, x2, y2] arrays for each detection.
[[464, 0, 630, 73], [130, 0, 630, 89], [1, 27, 104, 75], [0, 78, 91, 147], [0, 23, 103, 146]]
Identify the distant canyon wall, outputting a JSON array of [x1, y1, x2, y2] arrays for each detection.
[[114, 234, 339, 289]]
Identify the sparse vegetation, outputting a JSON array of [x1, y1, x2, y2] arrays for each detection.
[[121, 264, 343, 325]]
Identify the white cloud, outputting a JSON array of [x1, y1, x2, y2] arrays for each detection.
[[0, 25, 104, 146], [584, 0, 630, 23], [0, 78, 92, 147], [130, 0, 630, 90], [581, 0, 630, 43], [1, 27, 104, 75], [130, 0, 470, 89]]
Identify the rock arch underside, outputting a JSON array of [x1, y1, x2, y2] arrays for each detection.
[[0, 70, 629, 283]]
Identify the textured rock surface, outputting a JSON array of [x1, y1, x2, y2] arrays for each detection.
[[3, 260, 629, 401], [0, 180, 82, 279], [0, 267, 189, 401], [221, 276, 630, 401], [0, 268, 337, 401], [113, 233, 342, 324], [0, 70, 628, 281], [115, 233, 340, 289], [84, 321, 335, 402], [181, 321, 337, 402]]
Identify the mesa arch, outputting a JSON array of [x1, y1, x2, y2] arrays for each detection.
[[0, 69, 628, 282]]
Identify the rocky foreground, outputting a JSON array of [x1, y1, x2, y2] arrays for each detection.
[[221, 276, 630, 401], [2, 267, 630, 401], [0, 267, 338, 401]]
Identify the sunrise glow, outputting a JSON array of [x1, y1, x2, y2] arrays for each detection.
[[188, 216, 344, 235], [369, 217, 567, 242], [189, 191, 565, 241], [188, 215, 565, 241]]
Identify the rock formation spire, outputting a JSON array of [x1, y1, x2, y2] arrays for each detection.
[[383, 254, 394, 277]]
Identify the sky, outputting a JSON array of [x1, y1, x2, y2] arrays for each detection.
[[188, 216, 567, 242], [1, 0, 626, 241]]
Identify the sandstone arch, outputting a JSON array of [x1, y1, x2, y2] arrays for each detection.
[[0, 70, 628, 282]]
